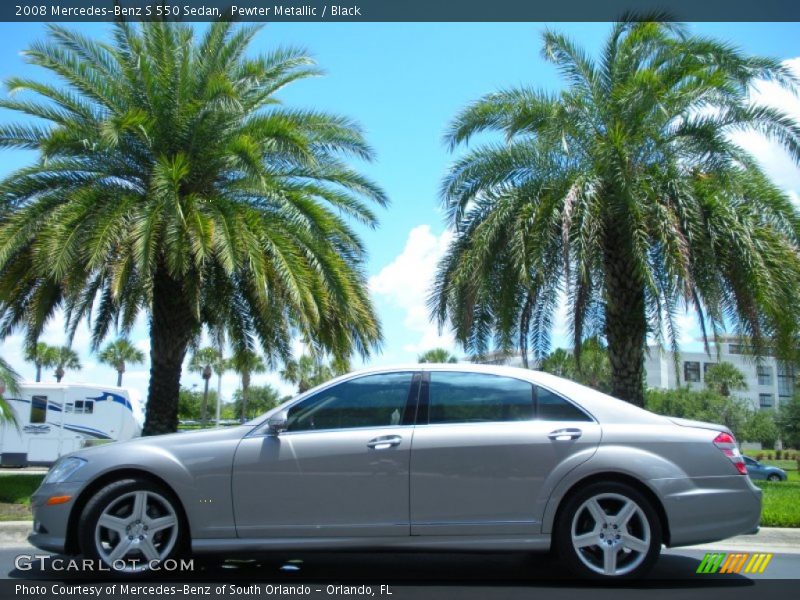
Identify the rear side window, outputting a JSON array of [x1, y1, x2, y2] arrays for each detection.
[[428, 372, 534, 424], [535, 386, 592, 421]]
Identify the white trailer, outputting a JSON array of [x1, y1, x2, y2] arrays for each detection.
[[0, 383, 143, 466]]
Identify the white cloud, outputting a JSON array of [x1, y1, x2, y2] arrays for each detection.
[[369, 224, 458, 357], [730, 57, 800, 198]]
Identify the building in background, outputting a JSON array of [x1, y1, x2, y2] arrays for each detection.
[[645, 338, 796, 411]]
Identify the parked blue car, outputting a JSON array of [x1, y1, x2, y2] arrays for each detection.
[[743, 456, 787, 481]]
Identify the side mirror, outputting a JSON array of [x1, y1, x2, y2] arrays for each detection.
[[266, 410, 289, 436]]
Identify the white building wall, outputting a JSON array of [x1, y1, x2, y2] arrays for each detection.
[[645, 342, 794, 411]]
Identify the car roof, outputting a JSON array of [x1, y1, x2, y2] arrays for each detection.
[[308, 363, 668, 425]]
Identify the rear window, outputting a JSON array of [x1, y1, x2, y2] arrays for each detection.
[[535, 386, 593, 422]]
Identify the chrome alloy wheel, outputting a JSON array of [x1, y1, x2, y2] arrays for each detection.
[[570, 492, 651, 576], [93, 490, 179, 572]]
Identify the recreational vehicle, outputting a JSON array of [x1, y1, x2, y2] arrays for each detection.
[[0, 383, 143, 466]]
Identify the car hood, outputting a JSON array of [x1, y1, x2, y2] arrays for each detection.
[[668, 416, 731, 435], [68, 425, 251, 461]]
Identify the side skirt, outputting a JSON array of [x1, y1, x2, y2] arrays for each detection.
[[192, 535, 552, 554]]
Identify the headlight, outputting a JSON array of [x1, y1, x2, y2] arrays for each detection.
[[44, 457, 87, 484]]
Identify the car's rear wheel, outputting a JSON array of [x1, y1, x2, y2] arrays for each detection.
[[79, 478, 184, 574], [555, 481, 662, 579], [767, 474, 781, 482]]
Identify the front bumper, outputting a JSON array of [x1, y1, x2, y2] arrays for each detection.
[[28, 482, 85, 555], [653, 474, 762, 548]]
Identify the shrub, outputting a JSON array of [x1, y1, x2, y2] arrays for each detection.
[[776, 449, 783, 460], [756, 453, 765, 461], [768, 453, 774, 460]]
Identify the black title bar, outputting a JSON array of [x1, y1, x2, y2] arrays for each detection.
[[3, 1, 800, 23]]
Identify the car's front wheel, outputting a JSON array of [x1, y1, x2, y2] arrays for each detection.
[[78, 478, 184, 575], [555, 481, 662, 579], [767, 474, 781, 482]]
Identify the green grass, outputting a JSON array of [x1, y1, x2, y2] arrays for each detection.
[[755, 481, 800, 527], [0, 473, 43, 521], [0, 473, 43, 504]]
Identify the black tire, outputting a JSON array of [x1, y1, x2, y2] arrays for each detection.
[[554, 481, 662, 579], [767, 474, 781, 482], [79, 478, 186, 576]]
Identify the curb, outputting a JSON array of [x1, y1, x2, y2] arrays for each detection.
[[0, 521, 31, 546], [0, 521, 798, 551]]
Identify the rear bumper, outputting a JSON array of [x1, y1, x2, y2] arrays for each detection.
[[652, 475, 762, 548]]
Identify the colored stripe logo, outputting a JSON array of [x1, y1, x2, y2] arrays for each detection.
[[696, 552, 773, 574]]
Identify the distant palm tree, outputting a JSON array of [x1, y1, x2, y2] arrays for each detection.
[[281, 354, 349, 393], [0, 356, 20, 425], [98, 338, 145, 387], [540, 337, 611, 392], [228, 350, 266, 422], [189, 346, 221, 424], [418, 348, 458, 363], [52, 346, 81, 382], [705, 362, 748, 397], [24, 343, 58, 383], [432, 18, 800, 407], [0, 22, 385, 434]]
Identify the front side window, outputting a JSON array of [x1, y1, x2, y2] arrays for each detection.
[[428, 372, 534, 424], [286, 372, 413, 432], [30, 395, 47, 423]]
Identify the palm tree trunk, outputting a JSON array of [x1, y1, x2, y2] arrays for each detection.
[[241, 372, 250, 423], [201, 378, 209, 425], [117, 368, 123, 387], [35, 363, 41, 383], [143, 267, 195, 436], [55, 367, 64, 383], [604, 232, 647, 407]]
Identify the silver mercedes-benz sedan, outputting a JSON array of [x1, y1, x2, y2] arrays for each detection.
[[29, 364, 761, 579]]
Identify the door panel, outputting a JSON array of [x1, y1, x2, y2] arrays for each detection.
[[233, 426, 411, 537], [410, 420, 601, 535], [232, 371, 419, 538], [410, 372, 601, 535]]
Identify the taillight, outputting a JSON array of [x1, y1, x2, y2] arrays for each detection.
[[713, 432, 747, 475]]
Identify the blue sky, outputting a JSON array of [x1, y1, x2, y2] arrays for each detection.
[[0, 22, 799, 401]]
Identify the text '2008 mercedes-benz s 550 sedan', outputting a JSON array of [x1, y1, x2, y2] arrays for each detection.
[[29, 364, 762, 579]]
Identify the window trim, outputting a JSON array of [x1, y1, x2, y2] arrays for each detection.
[[275, 370, 422, 436]]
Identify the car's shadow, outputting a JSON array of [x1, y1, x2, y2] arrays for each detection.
[[6, 551, 753, 588]]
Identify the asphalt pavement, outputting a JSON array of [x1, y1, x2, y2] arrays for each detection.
[[0, 541, 798, 590]]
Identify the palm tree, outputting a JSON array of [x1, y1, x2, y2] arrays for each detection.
[[281, 353, 348, 393], [189, 346, 221, 424], [24, 343, 58, 383], [0, 355, 20, 425], [540, 338, 611, 392], [418, 348, 458, 363], [705, 362, 748, 397], [0, 23, 385, 434], [432, 18, 800, 407], [52, 346, 81, 382], [98, 338, 145, 387], [228, 349, 266, 422]]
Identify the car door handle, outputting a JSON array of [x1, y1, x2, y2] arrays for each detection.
[[548, 428, 582, 441], [367, 435, 402, 450]]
